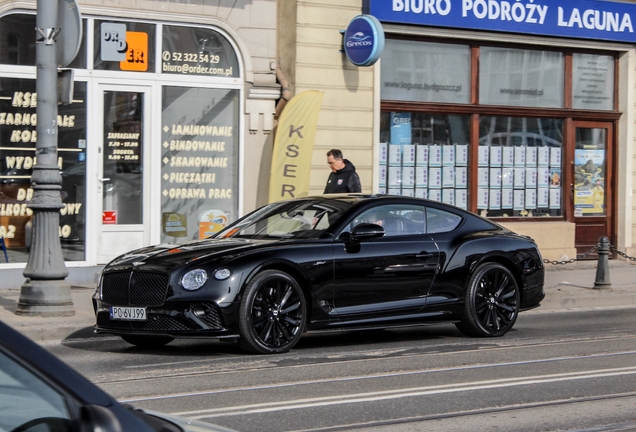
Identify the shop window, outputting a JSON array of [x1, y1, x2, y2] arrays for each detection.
[[572, 53, 614, 110], [94, 20, 155, 72], [477, 117, 563, 218], [160, 86, 239, 243], [381, 39, 470, 104], [0, 78, 86, 263], [479, 47, 564, 108], [0, 14, 36, 66], [380, 112, 470, 210], [162, 25, 239, 77], [0, 13, 86, 68]]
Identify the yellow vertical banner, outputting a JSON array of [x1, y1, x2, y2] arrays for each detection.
[[268, 90, 324, 203]]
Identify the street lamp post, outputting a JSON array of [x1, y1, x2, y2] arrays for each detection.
[[16, 0, 74, 316]]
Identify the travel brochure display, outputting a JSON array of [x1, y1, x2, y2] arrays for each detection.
[[477, 143, 562, 215]]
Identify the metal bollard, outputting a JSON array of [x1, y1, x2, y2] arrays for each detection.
[[594, 236, 611, 290]]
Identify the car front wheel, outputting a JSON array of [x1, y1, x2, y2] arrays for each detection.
[[456, 262, 520, 337], [238, 270, 307, 354]]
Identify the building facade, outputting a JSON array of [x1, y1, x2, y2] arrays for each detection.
[[280, 0, 636, 261], [0, 0, 278, 287]]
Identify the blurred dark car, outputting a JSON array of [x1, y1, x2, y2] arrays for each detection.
[[94, 195, 545, 354], [0, 319, 236, 432]]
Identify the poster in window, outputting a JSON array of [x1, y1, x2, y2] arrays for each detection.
[[526, 167, 537, 188], [550, 148, 562, 167], [538, 167, 550, 188], [429, 168, 442, 188], [442, 167, 455, 188], [442, 189, 455, 205], [550, 188, 561, 209], [514, 168, 526, 188], [502, 168, 514, 188], [416, 166, 428, 188], [443, 145, 455, 166], [514, 146, 526, 167], [526, 189, 537, 209], [525, 147, 537, 167], [490, 168, 501, 188], [403, 144, 415, 166], [390, 112, 412, 144], [416, 144, 429, 165], [502, 189, 513, 209], [489, 189, 501, 210], [456, 167, 468, 188], [478, 146, 489, 166], [502, 147, 514, 167], [455, 189, 468, 209], [513, 190, 525, 210], [388, 167, 402, 187], [429, 189, 442, 202], [389, 144, 402, 165], [538, 187, 549, 208], [379, 165, 387, 187], [550, 169, 561, 188], [402, 166, 415, 187], [415, 188, 427, 199], [429, 146, 442, 167], [574, 149, 605, 215], [538, 147, 550, 167], [478, 168, 489, 188], [456, 144, 468, 166], [379, 142, 388, 165], [490, 146, 502, 167], [477, 189, 489, 208]]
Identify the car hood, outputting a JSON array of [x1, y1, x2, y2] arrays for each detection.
[[105, 238, 283, 270]]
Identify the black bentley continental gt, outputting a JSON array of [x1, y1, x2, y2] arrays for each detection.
[[93, 195, 545, 354]]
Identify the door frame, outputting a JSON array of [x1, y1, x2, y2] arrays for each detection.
[[566, 120, 616, 256], [89, 81, 157, 264]]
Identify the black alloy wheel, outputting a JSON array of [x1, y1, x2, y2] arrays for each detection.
[[456, 262, 520, 337], [120, 335, 174, 348], [238, 270, 307, 354]]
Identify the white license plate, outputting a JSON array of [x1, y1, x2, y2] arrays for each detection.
[[110, 306, 147, 321]]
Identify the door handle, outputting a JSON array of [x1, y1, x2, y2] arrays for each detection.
[[98, 177, 111, 183], [416, 252, 433, 259]]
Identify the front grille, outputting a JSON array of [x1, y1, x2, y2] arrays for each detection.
[[96, 303, 224, 332], [97, 311, 195, 331], [101, 271, 169, 306]]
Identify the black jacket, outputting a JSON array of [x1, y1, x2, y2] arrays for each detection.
[[324, 159, 361, 193]]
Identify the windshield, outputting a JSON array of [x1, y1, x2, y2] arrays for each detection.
[[214, 199, 352, 240]]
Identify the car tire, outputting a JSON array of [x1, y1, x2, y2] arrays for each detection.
[[121, 335, 174, 348], [238, 270, 307, 354], [456, 262, 520, 337]]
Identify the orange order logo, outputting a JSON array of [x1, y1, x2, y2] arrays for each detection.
[[120, 32, 148, 72]]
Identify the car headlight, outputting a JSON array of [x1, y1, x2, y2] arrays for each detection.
[[213, 268, 232, 280], [181, 269, 208, 290]]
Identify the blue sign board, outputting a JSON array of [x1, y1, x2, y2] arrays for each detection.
[[343, 15, 385, 66], [364, 0, 636, 43]]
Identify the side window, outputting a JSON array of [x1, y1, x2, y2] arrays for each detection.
[[426, 207, 462, 233], [352, 204, 426, 237], [0, 350, 72, 431]]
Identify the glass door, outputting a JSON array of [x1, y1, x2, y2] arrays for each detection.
[[97, 85, 151, 263], [571, 121, 614, 257]]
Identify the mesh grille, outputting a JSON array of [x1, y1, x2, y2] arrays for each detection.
[[97, 312, 195, 331], [101, 272, 169, 306], [191, 302, 223, 329]]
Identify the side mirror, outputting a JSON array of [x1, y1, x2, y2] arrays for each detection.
[[79, 404, 122, 432], [351, 223, 385, 242]]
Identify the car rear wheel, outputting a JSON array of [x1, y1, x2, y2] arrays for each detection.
[[238, 270, 307, 354], [121, 335, 174, 348], [456, 262, 520, 337]]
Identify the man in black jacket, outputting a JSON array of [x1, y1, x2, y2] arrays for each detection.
[[324, 149, 362, 193]]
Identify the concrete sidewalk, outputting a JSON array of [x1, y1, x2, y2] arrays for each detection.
[[0, 260, 635, 344]]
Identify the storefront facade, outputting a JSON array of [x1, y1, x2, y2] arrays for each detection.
[[281, 0, 636, 261], [0, 1, 278, 288]]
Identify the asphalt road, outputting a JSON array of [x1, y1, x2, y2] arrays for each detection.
[[49, 307, 636, 432]]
